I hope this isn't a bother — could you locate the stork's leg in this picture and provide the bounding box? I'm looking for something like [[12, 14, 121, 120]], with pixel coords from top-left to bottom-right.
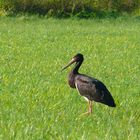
[[89, 101, 92, 114], [80, 100, 92, 116], [88, 100, 91, 113]]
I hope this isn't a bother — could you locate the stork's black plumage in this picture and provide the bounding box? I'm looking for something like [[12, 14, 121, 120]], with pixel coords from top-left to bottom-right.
[[62, 53, 116, 114]]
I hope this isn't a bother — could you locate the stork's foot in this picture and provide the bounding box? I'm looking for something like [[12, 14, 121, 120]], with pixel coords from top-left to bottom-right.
[[80, 111, 92, 116]]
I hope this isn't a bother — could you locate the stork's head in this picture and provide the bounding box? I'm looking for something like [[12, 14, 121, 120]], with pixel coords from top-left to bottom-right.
[[61, 53, 84, 71]]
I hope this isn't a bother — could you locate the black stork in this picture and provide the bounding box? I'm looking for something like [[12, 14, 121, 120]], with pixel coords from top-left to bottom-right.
[[62, 53, 116, 114]]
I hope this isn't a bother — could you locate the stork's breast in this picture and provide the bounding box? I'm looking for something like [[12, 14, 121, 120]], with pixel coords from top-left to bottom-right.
[[68, 79, 76, 88]]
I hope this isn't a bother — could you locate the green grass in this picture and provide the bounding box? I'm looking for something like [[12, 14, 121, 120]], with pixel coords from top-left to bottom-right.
[[0, 16, 140, 140]]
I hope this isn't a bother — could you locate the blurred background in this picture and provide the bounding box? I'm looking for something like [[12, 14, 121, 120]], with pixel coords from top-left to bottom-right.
[[0, 0, 140, 18]]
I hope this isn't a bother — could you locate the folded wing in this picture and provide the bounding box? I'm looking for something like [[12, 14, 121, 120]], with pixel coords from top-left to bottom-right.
[[75, 74, 116, 107]]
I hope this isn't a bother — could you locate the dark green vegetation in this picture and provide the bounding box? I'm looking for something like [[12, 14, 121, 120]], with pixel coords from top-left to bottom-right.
[[0, 0, 140, 18], [0, 17, 140, 139]]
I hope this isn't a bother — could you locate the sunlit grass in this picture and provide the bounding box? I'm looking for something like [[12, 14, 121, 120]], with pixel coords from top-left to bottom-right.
[[0, 17, 140, 140]]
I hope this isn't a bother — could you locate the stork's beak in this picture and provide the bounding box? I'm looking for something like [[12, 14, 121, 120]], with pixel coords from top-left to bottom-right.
[[61, 58, 75, 71]]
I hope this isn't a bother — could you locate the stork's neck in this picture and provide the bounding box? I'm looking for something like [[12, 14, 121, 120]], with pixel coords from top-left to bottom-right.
[[72, 60, 83, 74], [68, 60, 83, 88]]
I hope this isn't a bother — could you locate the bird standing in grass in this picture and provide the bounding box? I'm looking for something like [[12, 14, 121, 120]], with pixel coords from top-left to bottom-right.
[[62, 53, 116, 114]]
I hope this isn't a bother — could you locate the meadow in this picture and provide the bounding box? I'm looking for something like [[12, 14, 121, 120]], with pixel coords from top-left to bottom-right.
[[0, 16, 140, 140]]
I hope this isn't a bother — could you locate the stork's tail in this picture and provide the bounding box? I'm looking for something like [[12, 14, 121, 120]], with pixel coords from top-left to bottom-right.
[[101, 91, 116, 107]]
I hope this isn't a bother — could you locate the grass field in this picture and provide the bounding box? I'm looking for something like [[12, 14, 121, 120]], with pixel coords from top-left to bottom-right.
[[0, 16, 140, 140]]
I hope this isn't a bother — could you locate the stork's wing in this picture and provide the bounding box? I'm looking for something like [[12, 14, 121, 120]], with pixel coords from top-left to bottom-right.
[[75, 74, 116, 107]]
